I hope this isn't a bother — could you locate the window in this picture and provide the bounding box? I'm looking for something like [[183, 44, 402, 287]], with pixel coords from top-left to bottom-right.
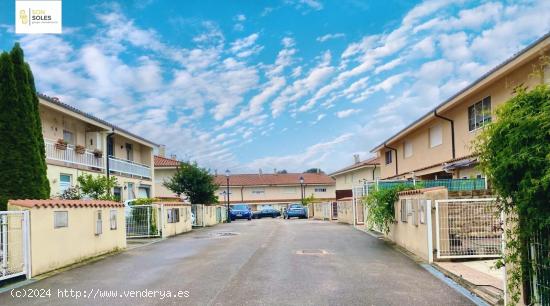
[[63, 130, 74, 145], [468, 97, 492, 131], [403, 141, 413, 158], [168, 208, 180, 223], [110, 210, 117, 230], [125, 143, 133, 161], [545, 64, 550, 84], [251, 189, 265, 195], [95, 210, 102, 235], [283, 187, 296, 194], [315, 187, 327, 192], [138, 186, 150, 198], [385, 150, 392, 165], [54, 211, 68, 228], [59, 174, 71, 193], [113, 187, 122, 202], [127, 183, 135, 200], [429, 124, 442, 148]]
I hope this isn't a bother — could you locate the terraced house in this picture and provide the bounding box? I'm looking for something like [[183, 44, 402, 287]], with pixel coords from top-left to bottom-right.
[[371, 33, 550, 185], [39, 94, 157, 201], [214, 172, 336, 211]]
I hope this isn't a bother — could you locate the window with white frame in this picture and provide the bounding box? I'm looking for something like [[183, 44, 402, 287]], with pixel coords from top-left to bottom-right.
[[63, 130, 74, 145], [95, 210, 102, 235], [54, 211, 68, 228], [315, 187, 327, 192], [403, 141, 413, 158], [385, 150, 392, 165], [468, 96, 492, 131], [59, 174, 71, 194], [429, 124, 442, 148], [110, 210, 117, 230]]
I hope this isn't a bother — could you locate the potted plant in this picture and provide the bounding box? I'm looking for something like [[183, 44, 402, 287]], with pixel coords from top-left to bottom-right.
[[93, 149, 103, 158], [75, 144, 86, 154], [55, 138, 68, 150]]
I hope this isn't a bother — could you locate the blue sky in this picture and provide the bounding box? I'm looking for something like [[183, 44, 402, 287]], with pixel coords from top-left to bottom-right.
[[1, 0, 549, 173]]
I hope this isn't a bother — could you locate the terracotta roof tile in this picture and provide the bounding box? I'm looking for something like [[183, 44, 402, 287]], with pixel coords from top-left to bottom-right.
[[397, 186, 446, 196], [214, 173, 335, 187], [329, 156, 380, 176], [153, 202, 190, 207], [154, 155, 181, 167], [9, 199, 124, 208]]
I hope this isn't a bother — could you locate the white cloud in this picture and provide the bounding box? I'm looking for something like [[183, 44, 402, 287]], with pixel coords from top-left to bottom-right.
[[317, 33, 345, 42], [336, 109, 360, 118]]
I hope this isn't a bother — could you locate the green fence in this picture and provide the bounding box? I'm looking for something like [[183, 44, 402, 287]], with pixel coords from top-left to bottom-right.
[[369, 178, 486, 193]]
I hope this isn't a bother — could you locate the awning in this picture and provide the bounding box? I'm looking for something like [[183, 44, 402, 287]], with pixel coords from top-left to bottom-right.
[[442, 157, 478, 171]]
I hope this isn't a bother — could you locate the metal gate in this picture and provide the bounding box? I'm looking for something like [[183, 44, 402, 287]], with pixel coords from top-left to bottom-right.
[[435, 198, 502, 259], [0, 211, 30, 281], [331, 202, 338, 220], [355, 199, 364, 225], [125, 205, 161, 238]]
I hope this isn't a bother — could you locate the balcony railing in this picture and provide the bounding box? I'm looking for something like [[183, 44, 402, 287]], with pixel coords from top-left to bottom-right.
[[44, 139, 104, 169], [108, 156, 151, 179], [364, 178, 487, 194]]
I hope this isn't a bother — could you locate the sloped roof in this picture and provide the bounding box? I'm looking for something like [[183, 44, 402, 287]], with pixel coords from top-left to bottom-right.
[[213, 173, 335, 187], [329, 156, 380, 177], [154, 155, 181, 167], [38, 93, 158, 147], [9, 199, 123, 208]]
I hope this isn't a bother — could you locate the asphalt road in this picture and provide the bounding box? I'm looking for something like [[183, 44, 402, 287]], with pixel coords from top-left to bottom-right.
[[1, 219, 474, 306]]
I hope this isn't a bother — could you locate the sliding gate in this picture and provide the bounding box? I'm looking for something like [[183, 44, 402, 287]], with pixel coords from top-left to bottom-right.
[[0, 211, 30, 281], [125, 205, 161, 238], [435, 198, 502, 259]]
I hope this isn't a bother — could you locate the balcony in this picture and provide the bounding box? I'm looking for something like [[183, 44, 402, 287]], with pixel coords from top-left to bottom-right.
[[44, 139, 104, 169], [365, 178, 487, 194], [108, 156, 151, 179]]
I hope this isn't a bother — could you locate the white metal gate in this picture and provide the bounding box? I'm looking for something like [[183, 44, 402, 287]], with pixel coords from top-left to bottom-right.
[[435, 198, 502, 259], [0, 211, 30, 281], [125, 205, 161, 238]]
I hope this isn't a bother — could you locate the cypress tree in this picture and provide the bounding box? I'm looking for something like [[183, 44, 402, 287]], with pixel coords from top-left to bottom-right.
[[0, 43, 49, 209]]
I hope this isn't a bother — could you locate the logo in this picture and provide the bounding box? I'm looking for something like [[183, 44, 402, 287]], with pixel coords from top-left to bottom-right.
[[19, 10, 28, 25], [15, 1, 62, 34]]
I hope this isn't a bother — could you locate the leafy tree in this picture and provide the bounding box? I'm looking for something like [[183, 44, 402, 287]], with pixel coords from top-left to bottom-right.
[[276, 169, 288, 174], [474, 84, 550, 304], [0, 43, 49, 210], [164, 162, 219, 204], [363, 185, 415, 234], [304, 168, 323, 173], [77, 174, 118, 200], [301, 194, 316, 206], [59, 187, 81, 200]]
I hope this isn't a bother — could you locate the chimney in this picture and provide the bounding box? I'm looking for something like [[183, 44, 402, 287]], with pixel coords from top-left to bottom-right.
[[259, 168, 263, 175], [158, 145, 166, 157], [274, 168, 277, 174], [214, 169, 218, 176], [353, 154, 360, 164]]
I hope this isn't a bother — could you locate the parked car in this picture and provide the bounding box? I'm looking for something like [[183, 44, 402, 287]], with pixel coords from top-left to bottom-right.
[[284, 203, 307, 219], [229, 204, 253, 221], [253, 207, 281, 219]]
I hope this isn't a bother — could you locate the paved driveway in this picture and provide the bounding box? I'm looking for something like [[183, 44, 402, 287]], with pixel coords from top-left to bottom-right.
[[1, 219, 473, 305]]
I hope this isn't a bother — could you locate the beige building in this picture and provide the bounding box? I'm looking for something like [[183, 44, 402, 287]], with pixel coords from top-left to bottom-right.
[[371, 34, 550, 180], [330, 156, 380, 200], [39, 94, 157, 201], [214, 173, 336, 211], [153, 155, 181, 199]]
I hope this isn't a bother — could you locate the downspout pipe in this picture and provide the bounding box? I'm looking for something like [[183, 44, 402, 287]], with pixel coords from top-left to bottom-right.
[[372, 164, 377, 180], [384, 144, 398, 176], [106, 129, 115, 183], [433, 110, 455, 159]]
